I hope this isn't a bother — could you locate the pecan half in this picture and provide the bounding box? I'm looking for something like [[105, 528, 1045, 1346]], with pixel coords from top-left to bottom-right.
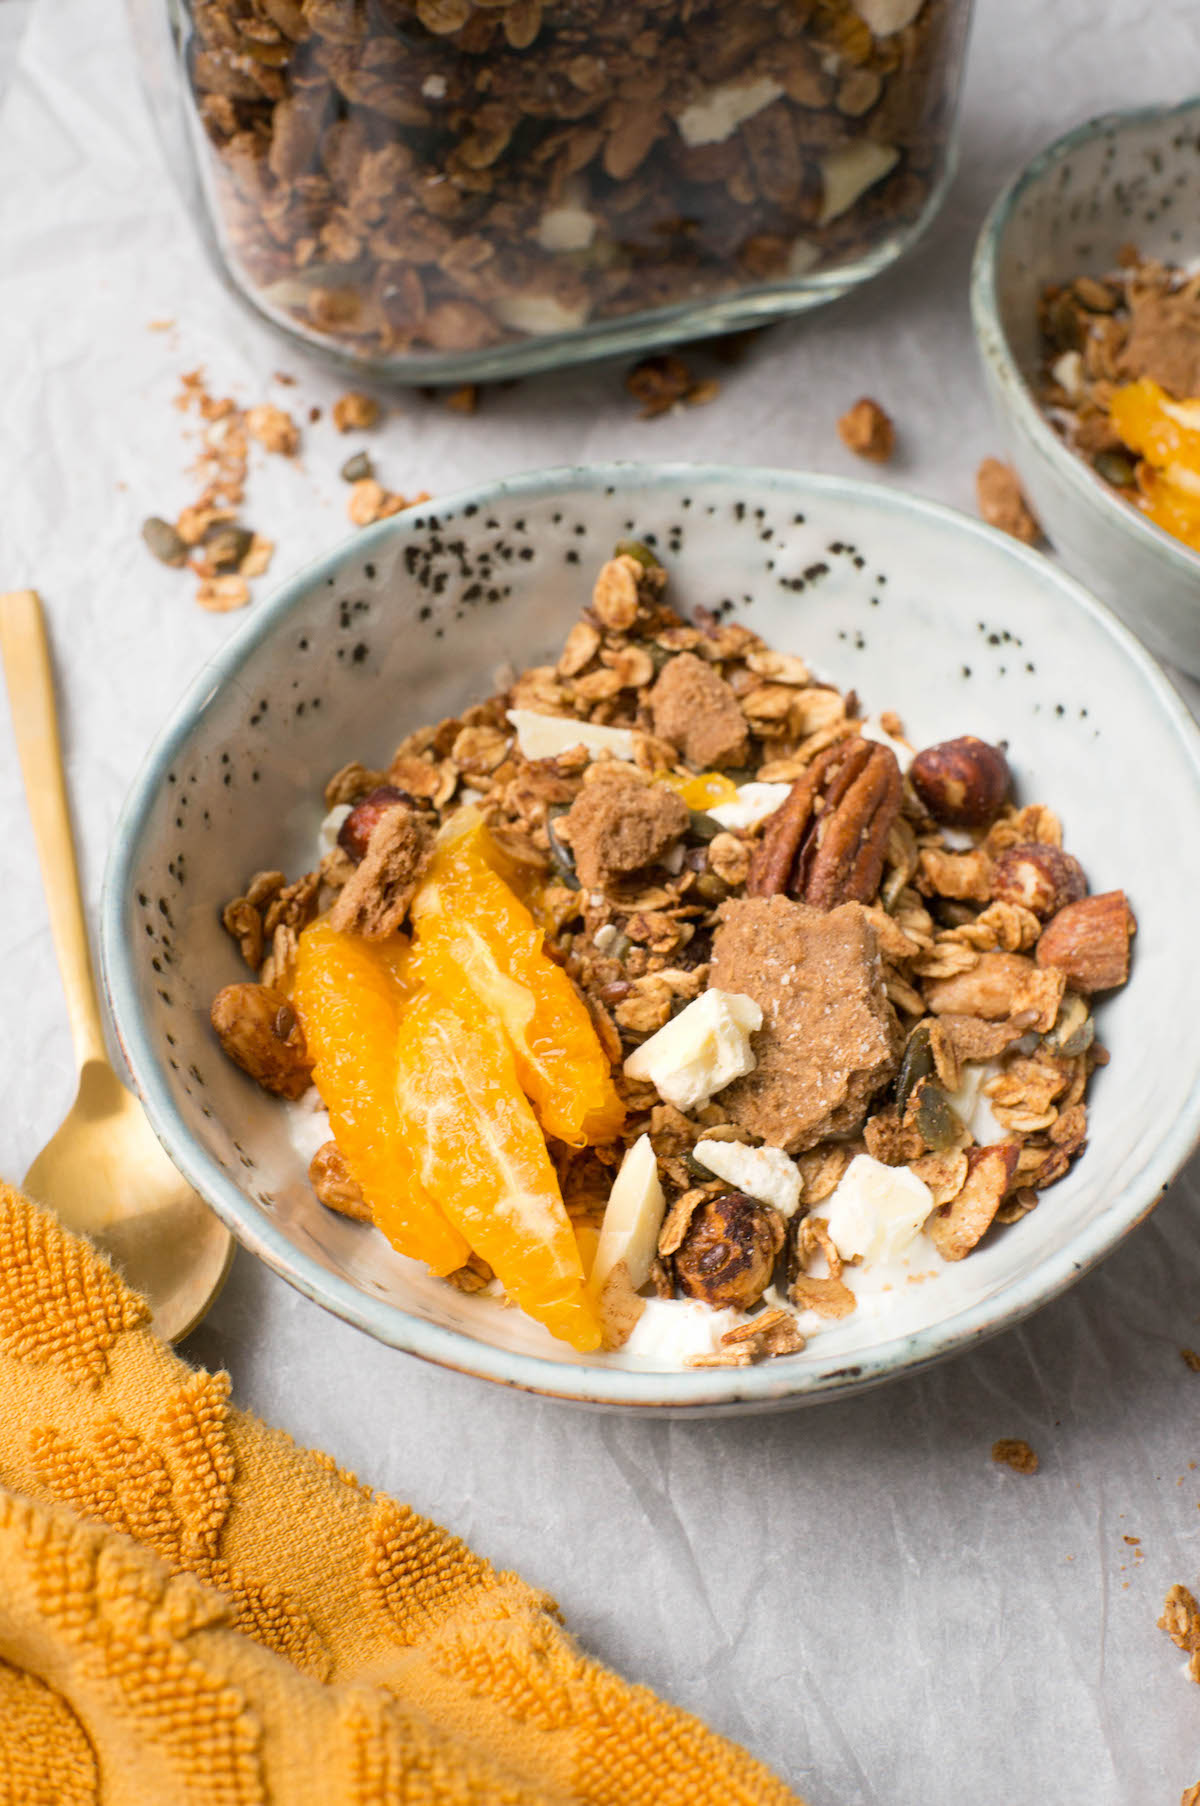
[[747, 737, 902, 909]]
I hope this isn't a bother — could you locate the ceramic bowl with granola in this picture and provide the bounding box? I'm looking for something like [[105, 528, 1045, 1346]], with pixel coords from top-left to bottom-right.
[[102, 465, 1200, 1409], [972, 98, 1200, 676]]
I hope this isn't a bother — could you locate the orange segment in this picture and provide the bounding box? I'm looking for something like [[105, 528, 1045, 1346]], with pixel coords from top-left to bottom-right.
[[1109, 378, 1200, 553], [293, 919, 469, 1276], [411, 814, 624, 1148], [395, 988, 602, 1352], [659, 770, 739, 809]]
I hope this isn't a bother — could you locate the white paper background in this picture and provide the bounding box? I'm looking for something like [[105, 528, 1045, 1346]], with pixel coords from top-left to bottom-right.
[[2, 2, 1200, 1799]]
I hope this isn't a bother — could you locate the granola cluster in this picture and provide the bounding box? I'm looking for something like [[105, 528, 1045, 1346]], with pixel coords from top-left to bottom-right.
[[211, 546, 1133, 1365], [183, 0, 967, 363], [1036, 249, 1200, 524]]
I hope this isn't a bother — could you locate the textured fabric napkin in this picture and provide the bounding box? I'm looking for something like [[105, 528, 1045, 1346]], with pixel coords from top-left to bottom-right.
[[0, 1182, 800, 1806]]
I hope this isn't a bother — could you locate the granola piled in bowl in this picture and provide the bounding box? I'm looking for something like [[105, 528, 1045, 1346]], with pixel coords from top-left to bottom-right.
[[1036, 250, 1200, 556], [210, 546, 1134, 1368]]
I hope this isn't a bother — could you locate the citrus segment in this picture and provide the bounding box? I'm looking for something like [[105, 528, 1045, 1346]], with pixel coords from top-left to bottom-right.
[[293, 919, 468, 1275], [659, 770, 739, 809], [394, 988, 602, 1352], [411, 815, 624, 1147], [1109, 378, 1200, 552]]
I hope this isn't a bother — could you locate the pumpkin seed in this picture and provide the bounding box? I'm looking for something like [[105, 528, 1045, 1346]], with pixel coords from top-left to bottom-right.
[[688, 809, 725, 842], [1047, 990, 1094, 1058], [895, 1020, 934, 1116], [613, 538, 661, 570], [694, 872, 728, 903], [1093, 449, 1136, 489], [340, 451, 374, 484], [685, 1149, 717, 1182], [913, 1079, 961, 1151], [142, 515, 188, 567], [204, 523, 254, 571], [545, 803, 580, 890]]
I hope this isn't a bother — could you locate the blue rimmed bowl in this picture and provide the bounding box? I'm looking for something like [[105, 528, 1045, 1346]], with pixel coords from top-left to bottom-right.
[[102, 464, 1200, 1412], [971, 99, 1200, 677]]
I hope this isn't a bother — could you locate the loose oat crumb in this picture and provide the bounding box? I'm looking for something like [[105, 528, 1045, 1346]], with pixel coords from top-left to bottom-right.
[[837, 396, 895, 463], [445, 384, 479, 415], [347, 478, 411, 527], [1181, 1348, 1200, 1372], [245, 403, 301, 457], [626, 352, 720, 418], [991, 1437, 1039, 1474], [332, 390, 381, 433], [196, 575, 251, 613], [976, 458, 1042, 545]]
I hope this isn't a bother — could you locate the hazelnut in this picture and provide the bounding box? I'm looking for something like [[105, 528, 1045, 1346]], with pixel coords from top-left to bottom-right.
[[910, 736, 1010, 828], [991, 842, 1087, 920], [210, 983, 313, 1098], [1035, 890, 1136, 994], [674, 1192, 785, 1311], [337, 784, 416, 863]]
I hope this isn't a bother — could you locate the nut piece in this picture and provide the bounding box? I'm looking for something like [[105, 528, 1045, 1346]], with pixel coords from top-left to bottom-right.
[[909, 736, 1010, 828], [748, 736, 903, 908], [991, 842, 1087, 920], [928, 1142, 1019, 1260], [837, 397, 895, 463], [923, 950, 1064, 1031], [309, 1140, 371, 1222], [674, 1192, 785, 1311], [1035, 890, 1136, 994], [976, 458, 1041, 545], [210, 984, 312, 1099], [337, 784, 417, 863]]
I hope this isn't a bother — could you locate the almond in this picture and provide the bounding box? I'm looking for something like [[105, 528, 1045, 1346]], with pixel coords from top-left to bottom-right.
[[1035, 890, 1136, 993]]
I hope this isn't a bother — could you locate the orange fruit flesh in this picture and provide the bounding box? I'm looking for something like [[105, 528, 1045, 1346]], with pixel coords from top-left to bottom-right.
[[658, 769, 739, 809], [293, 919, 469, 1276], [411, 815, 624, 1148], [1108, 378, 1200, 553], [395, 988, 602, 1352]]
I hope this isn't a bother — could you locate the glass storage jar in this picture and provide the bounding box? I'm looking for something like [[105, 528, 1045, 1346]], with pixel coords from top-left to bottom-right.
[[137, 0, 973, 382]]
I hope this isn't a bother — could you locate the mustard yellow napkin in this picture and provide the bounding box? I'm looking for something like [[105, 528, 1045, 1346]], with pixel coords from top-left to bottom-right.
[[0, 1183, 802, 1806]]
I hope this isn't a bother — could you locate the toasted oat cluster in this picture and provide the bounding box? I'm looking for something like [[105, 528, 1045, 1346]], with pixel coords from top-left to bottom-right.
[[185, 0, 965, 360], [1036, 250, 1200, 551], [211, 547, 1133, 1365]]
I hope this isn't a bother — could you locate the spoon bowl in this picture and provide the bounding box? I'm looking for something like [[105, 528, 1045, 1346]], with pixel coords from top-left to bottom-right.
[[24, 1059, 233, 1340]]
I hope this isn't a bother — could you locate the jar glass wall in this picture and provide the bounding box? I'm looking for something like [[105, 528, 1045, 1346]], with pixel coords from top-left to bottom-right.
[[142, 0, 973, 381]]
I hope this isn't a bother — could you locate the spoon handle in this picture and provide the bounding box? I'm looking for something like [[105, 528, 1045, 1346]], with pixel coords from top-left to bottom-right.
[[0, 590, 108, 1070]]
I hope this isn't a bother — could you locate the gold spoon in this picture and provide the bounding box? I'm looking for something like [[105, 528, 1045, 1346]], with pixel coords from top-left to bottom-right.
[[0, 589, 233, 1340]]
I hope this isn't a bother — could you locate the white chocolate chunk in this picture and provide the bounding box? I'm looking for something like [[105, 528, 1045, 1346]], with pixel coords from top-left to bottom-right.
[[824, 1153, 933, 1265], [506, 708, 636, 763], [494, 294, 590, 335], [624, 988, 762, 1113], [317, 803, 352, 856], [693, 1139, 802, 1218], [817, 141, 899, 226], [708, 781, 792, 831], [623, 1296, 744, 1364], [850, 0, 925, 34], [536, 204, 598, 253], [675, 76, 784, 148]]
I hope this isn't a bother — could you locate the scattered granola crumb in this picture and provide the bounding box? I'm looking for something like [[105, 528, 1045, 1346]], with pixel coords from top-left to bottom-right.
[[626, 353, 721, 419], [195, 575, 251, 613], [245, 403, 301, 457], [347, 478, 408, 527], [147, 317, 175, 332], [332, 390, 381, 433], [837, 396, 895, 463], [991, 1437, 1039, 1474], [1159, 1584, 1200, 1684], [976, 459, 1042, 545], [445, 384, 478, 415], [1181, 1348, 1200, 1373]]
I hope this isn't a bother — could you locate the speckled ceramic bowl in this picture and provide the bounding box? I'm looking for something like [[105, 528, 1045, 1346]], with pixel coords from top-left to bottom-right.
[[102, 464, 1200, 1412], [972, 99, 1200, 676]]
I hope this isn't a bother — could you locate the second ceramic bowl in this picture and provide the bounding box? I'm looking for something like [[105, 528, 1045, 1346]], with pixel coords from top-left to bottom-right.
[[972, 99, 1200, 676], [102, 464, 1200, 1411]]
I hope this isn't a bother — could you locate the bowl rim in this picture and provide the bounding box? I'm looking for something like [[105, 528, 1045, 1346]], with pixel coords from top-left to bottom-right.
[[969, 95, 1200, 583], [101, 461, 1200, 1410]]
